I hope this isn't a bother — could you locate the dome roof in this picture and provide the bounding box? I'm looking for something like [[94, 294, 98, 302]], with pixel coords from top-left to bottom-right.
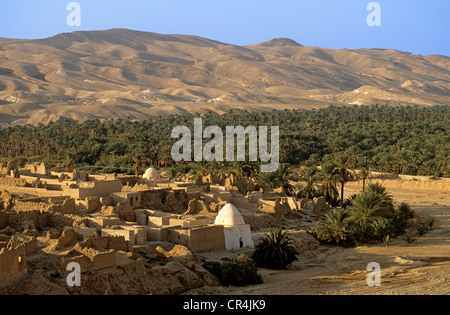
[[143, 167, 160, 179], [214, 203, 246, 227]]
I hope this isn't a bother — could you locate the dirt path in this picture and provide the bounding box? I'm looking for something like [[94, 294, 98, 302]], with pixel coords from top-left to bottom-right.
[[224, 179, 450, 295]]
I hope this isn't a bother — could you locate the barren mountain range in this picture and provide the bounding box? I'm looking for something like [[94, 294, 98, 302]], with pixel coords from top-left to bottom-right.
[[0, 28, 449, 126]]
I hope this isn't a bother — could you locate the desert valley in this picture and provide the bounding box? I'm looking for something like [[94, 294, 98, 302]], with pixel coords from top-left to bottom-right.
[[0, 29, 448, 296]]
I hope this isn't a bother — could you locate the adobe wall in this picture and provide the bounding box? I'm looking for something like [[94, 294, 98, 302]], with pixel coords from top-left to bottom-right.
[[118, 176, 142, 186], [72, 245, 116, 271], [8, 234, 38, 255], [355, 179, 450, 192], [102, 228, 135, 245], [165, 228, 191, 248], [111, 191, 141, 208], [12, 200, 53, 213], [188, 225, 226, 252], [12, 198, 75, 215], [77, 180, 122, 199], [120, 224, 147, 245], [0, 243, 27, 286], [0, 186, 70, 198], [0, 177, 29, 187], [77, 235, 131, 253], [169, 217, 212, 228], [257, 198, 291, 216]]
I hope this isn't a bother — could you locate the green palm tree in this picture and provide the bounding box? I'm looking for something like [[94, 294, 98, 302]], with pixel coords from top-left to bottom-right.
[[315, 208, 352, 245], [275, 163, 297, 196], [364, 183, 394, 212], [334, 153, 350, 206], [251, 226, 298, 270], [296, 166, 318, 199], [210, 161, 231, 176], [435, 149, 448, 174], [189, 160, 211, 180], [319, 163, 339, 205], [360, 167, 370, 191], [347, 191, 386, 226], [256, 171, 278, 191], [256, 163, 296, 196]]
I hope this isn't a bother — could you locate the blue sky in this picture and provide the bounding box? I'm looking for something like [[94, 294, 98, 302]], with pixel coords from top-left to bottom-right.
[[0, 0, 449, 56]]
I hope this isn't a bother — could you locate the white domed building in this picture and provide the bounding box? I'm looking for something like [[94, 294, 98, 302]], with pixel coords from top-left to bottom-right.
[[214, 203, 254, 251], [143, 167, 160, 180]]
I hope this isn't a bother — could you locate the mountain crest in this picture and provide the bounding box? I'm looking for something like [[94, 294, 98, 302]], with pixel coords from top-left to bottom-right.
[[256, 38, 302, 47]]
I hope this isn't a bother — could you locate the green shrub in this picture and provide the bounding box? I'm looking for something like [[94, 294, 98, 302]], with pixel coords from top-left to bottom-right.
[[403, 234, 416, 244], [398, 203, 414, 218], [416, 224, 429, 236], [424, 218, 435, 229], [203, 255, 262, 287], [202, 261, 222, 279], [382, 235, 392, 248], [416, 219, 434, 237]]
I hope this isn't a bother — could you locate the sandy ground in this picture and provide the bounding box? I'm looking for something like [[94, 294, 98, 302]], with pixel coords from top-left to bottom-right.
[[221, 178, 450, 295]]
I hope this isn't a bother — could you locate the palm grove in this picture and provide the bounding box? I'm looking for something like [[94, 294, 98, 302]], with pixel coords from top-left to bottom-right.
[[0, 104, 447, 250]]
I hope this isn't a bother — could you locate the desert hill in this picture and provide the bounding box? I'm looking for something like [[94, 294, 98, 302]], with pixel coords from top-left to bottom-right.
[[0, 28, 449, 126]]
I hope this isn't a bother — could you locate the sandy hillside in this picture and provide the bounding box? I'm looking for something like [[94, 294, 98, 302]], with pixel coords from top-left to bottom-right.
[[220, 177, 450, 295], [0, 29, 449, 126]]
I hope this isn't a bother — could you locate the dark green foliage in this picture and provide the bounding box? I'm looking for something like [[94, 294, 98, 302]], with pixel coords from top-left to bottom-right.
[[0, 105, 448, 177], [202, 261, 223, 279], [202, 255, 262, 287], [256, 163, 297, 196], [403, 234, 417, 244], [425, 218, 435, 229], [296, 166, 319, 199], [398, 203, 414, 219], [416, 219, 435, 237], [315, 183, 414, 247], [251, 226, 298, 270], [314, 208, 352, 245], [416, 225, 429, 236]]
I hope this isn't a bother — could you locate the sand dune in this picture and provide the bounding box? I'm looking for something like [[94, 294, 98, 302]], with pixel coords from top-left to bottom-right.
[[0, 28, 449, 126]]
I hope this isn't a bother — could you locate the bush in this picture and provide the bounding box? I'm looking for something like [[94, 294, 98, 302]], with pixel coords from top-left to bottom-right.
[[203, 254, 262, 287], [416, 224, 429, 236], [403, 234, 416, 244], [251, 226, 298, 270]]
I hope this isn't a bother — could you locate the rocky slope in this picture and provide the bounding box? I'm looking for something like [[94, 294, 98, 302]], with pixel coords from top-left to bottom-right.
[[0, 28, 449, 126]]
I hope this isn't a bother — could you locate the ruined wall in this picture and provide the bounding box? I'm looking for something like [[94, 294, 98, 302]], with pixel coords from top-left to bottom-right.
[[77, 235, 131, 253], [12, 198, 75, 215], [257, 198, 291, 216], [0, 177, 29, 187], [165, 228, 191, 249], [0, 242, 27, 286], [111, 191, 141, 208], [5, 211, 73, 231], [76, 180, 122, 199], [140, 189, 189, 213], [0, 186, 69, 198], [71, 244, 116, 272]]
